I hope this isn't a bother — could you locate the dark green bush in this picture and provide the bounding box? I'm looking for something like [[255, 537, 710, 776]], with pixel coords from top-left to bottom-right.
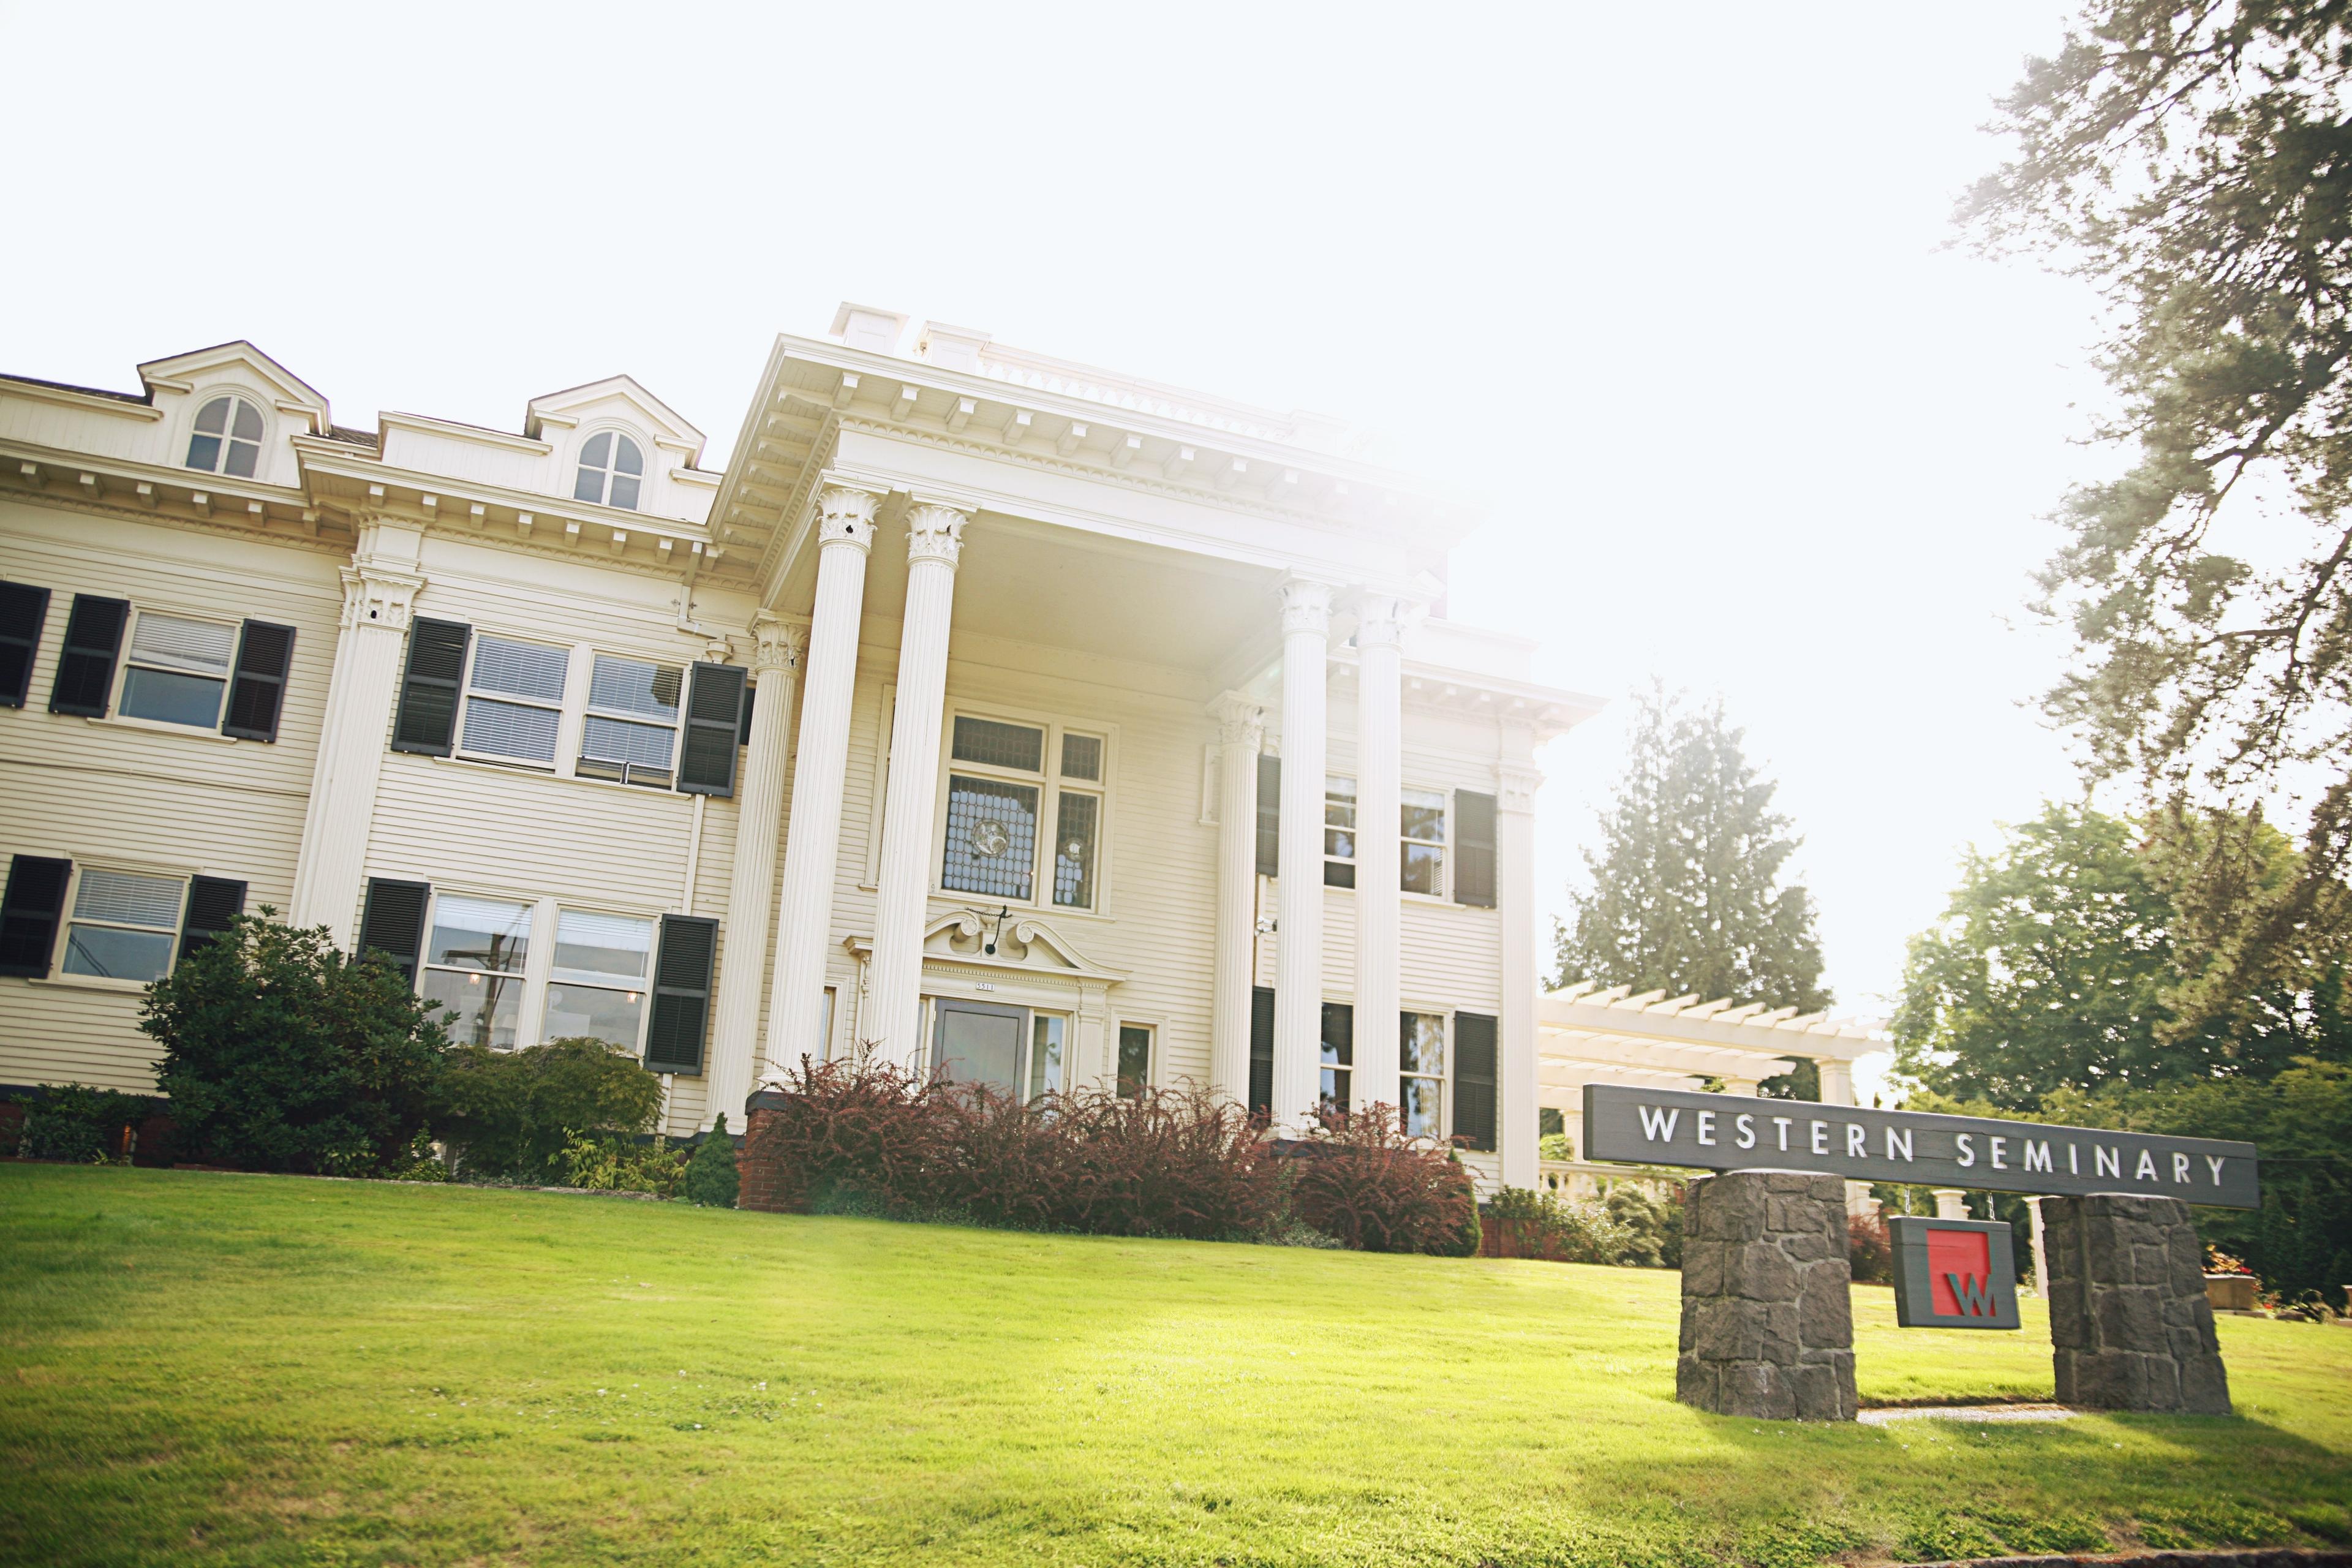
[[15, 1086, 151, 1163], [434, 1036, 662, 1180], [1604, 1182, 1684, 1268], [684, 1115, 739, 1207], [141, 913, 448, 1175]]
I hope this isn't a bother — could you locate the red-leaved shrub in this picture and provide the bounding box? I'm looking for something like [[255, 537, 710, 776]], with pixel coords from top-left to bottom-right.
[[746, 1057, 1282, 1241], [1849, 1209, 1893, 1283], [1282, 1106, 1478, 1254]]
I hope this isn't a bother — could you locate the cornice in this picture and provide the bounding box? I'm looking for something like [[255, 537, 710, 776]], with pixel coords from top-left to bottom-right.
[[0, 441, 345, 556], [0, 379, 164, 422]]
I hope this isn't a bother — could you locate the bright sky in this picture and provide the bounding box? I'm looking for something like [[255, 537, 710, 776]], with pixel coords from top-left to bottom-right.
[[2, 2, 2114, 1091]]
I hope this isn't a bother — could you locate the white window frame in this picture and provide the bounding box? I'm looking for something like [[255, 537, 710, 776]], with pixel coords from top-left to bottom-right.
[[1400, 785, 1450, 901], [540, 904, 658, 1055], [454, 629, 571, 771], [1114, 1019, 1156, 1099], [1399, 1008, 1449, 1141], [112, 606, 239, 733], [930, 703, 1117, 916], [573, 428, 647, 511], [409, 889, 674, 1058], [575, 649, 686, 788], [1323, 772, 1357, 888], [54, 863, 189, 989], [183, 391, 267, 479], [415, 889, 537, 1050]]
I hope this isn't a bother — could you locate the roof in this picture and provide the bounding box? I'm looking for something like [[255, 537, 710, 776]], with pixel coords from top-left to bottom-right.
[[0, 372, 151, 407]]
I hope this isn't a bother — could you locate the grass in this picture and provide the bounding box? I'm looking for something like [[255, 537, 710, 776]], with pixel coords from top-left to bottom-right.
[[2, 1167, 2349, 1568]]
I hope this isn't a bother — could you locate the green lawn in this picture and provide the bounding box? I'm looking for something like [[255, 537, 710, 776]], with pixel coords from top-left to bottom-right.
[[2, 1167, 2348, 1567]]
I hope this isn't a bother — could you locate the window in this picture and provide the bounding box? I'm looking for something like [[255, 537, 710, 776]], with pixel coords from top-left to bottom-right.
[[940, 712, 1107, 911], [1401, 788, 1447, 895], [118, 611, 236, 728], [574, 432, 645, 510], [543, 909, 654, 1053], [1319, 1001, 1353, 1114], [60, 869, 183, 983], [418, 895, 532, 1048], [459, 634, 568, 765], [186, 395, 263, 478], [1323, 774, 1357, 888], [1401, 1012, 1446, 1139], [1028, 1013, 1066, 1099], [1117, 1024, 1152, 1099], [578, 654, 682, 786]]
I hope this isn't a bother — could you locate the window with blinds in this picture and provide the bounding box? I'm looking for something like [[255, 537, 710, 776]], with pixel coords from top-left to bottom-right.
[[544, 908, 655, 1054], [459, 635, 568, 765], [61, 867, 184, 984], [578, 654, 682, 787], [119, 611, 236, 728]]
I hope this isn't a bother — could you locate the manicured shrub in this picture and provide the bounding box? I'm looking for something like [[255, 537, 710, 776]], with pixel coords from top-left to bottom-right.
[[434, 1037, 662, 1181], [1054, 1087, 1281, 1239], [1482, 1185, 1635, 1264], [13, 1086, 151, 1164], [556, 1131, 687, 1196], [1604, 1182, 1684, 1268], [682, 1116, 739, 1208], [142, 912, 449, 1175], [746, 1055, 940, 1214], [1283, 1107, 1477, 1254]]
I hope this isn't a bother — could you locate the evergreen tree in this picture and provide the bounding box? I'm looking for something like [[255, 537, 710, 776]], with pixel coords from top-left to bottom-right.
[[1553, 686, 1830, 1015], [684, 1114, 739, 1208]]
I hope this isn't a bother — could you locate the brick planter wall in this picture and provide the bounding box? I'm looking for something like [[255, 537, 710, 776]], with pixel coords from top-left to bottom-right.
[[736, 1094, 795, 1214], [1675, 1170, 1856, 1421]]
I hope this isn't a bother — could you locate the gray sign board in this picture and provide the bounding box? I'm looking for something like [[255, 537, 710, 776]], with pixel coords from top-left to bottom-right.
[[1580, 1084, 2260, 1209]]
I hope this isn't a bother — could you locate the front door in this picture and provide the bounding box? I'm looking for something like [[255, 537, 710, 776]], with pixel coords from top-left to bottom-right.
[[931, 998, 1025, 1096]]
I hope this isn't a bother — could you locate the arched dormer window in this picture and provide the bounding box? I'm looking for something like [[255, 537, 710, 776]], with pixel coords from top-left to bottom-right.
[[573, 432, 644, 510], [186, 395, 264, 478]]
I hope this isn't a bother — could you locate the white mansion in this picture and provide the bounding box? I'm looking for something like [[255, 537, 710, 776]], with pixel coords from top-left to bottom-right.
[[0, 308, 1875, 1186]]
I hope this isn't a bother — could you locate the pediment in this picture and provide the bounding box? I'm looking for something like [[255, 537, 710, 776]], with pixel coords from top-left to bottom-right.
[[138, 340, 330, 429], [525, 374, 704, 461], [892, 911, 1126, 983]]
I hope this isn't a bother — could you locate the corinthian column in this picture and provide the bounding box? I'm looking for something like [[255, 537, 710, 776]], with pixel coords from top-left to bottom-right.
[[866, 501, 971, 1069], [704, 612, 804, 1125], [1273, 576, 1334, 1130], [1351, 595, 1411, 1118], [1496, 760, 1544, 1187], [1207, 690, 1265, 1103], [289, 521, 424, 947], [765, 483, 879, 1076]]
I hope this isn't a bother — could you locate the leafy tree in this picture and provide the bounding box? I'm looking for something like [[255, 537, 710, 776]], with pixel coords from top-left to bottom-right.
[[433, 1037, 662, 1180], [1962, 3, 2352, 1021], [1894, 802, 2349, 1109], [142, 911, 449, 1175], [1553, 685, 1829, 1014]]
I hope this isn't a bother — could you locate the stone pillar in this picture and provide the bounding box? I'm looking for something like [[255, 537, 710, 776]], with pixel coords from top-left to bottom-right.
[[1207, 691, 1264, 1104], [1272, 577, 1333, 1130], [1932, 1188, 1969, 1220], [1496, 761, 1542, 1186], [1677, 1170, 1857, 1421], [867, 501, 970, 1070], [704, 614, 804, 1125], [289, 522, 424, 948], [1351, 595, 1407, 1116], [2024, 1195, 2051, 1298], [2043, 1193, 2231, 1414], [765, 482, 879, 1076]]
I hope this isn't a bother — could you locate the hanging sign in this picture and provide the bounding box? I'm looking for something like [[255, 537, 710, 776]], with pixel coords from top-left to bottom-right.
[[1889, 1216, 2021, 1330], [1580, 1085, 2260, 1209]]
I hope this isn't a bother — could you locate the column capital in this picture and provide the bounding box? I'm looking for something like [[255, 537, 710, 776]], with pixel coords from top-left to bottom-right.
[[1349, 591, 1424, 648], [337, 564, 424, 631], [1498, 763, 1544, 814], [1278, 576, 1336, 637], [905, 502, 969, 567], [816, 481, 883, 552], [1206, 690, 1265, 748], [749, 612, 809, 674]]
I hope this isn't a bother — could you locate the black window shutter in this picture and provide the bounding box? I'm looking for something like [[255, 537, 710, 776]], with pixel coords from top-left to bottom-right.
[[0, 855, 72, 978], [1452, 1011, 1498, 1152], [1254, 754, 1281, 877], [178, 876, 247, 963], [0, 580, 51, 709], [48, 595, 128, 717], [677, 663, 747, 796], [221, 621, 296, 742], [644, 914, 718, 1074], [356, 878, 431, 982], [391, 619, 470, 756], [1455, 790, 1498, 908], [737, 680, 756, 745], [1248, 985, 1275, 1115]]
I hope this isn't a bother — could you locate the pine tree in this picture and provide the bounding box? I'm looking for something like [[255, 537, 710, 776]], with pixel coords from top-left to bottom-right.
[[1553, 685, 1829, 1014], [683, 1114, 739, 1208]]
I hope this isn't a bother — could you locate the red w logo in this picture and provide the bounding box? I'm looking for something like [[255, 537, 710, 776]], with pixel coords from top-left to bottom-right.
[[1927, 1228, 1997, 1318], [1945, 1271, 1997, 1316]]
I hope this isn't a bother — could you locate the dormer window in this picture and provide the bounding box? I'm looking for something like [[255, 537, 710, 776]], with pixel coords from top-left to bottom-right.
[[186, 395, 263, 478], [573, 432, 644, 510]]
